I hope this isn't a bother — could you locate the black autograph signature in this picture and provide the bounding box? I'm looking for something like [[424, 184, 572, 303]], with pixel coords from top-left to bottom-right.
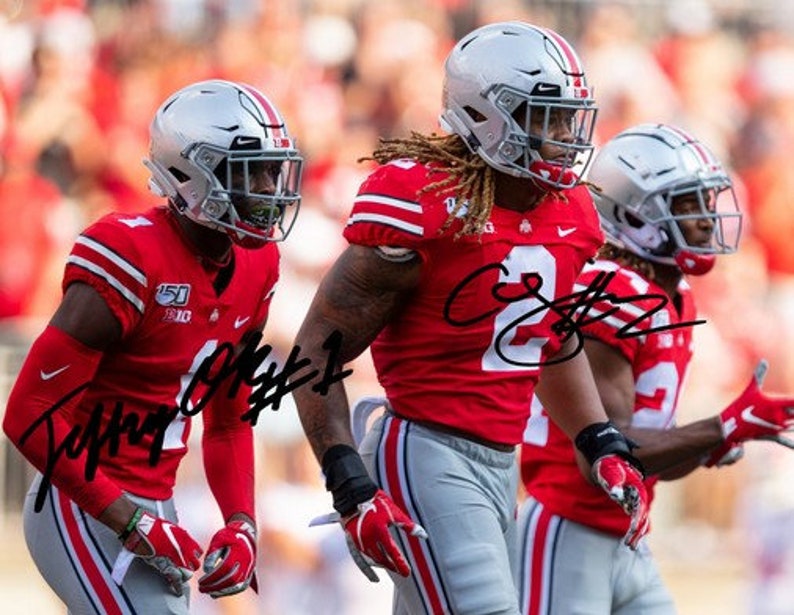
[[23, 265, 699, 509], [20, 331, 351, 512], [444, 265, 704, 368]]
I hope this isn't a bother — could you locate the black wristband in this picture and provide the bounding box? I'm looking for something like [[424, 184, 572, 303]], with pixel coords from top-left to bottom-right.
[[574, 421, 645, 478], [321, 444, 378, 516]]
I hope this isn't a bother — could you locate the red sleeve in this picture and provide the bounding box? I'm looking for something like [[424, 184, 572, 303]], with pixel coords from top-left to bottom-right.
[[202, 378, 255, 522], [2, 326, 124, 518], [343, 160, 452, 252], [64, 217, 149, 337]]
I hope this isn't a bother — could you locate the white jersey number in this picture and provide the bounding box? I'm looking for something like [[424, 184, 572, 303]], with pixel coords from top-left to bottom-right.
[[482, 245, 557, 372], [633, 361, 679, 429], [162, 340, 219, 450]]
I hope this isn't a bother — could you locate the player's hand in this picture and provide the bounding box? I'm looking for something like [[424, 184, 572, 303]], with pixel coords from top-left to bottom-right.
[[719, 360, 794, 448], [344, 531, 380, 582], [702, 441, 745, 468], [121, 509, 203, 596], [343, 489, 427, 578], [198, 519, 258, 598], [592, 454, 650, 550]]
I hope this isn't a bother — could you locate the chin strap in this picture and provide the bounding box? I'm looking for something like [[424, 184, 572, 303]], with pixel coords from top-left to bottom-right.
[[674, 250, 715, 275], [528, 159, 578, 191]]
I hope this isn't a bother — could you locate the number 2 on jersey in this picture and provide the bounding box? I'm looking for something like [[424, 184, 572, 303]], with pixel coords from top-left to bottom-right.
[[482, 245, 557, 372]]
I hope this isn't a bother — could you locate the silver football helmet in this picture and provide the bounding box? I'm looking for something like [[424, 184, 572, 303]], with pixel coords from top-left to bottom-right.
[[145, 79, 302, 246], [588, 123, 742, 275], [439, 21, 597, 190]]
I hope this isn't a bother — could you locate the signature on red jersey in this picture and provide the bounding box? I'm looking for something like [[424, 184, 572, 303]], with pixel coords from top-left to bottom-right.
[[181, 329, 351, 426], [20, 331, 352, 511], [444, 265, 704, 368]]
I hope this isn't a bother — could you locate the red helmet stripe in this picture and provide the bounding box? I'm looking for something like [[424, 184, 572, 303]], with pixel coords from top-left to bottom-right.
[[664, 124, 719, 170], [238, 83, 286, 138], [537, 26, 584, 87]]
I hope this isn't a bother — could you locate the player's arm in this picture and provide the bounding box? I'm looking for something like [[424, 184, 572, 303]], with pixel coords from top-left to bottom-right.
[[198, 330, 261, 598], [200, 326, 265, 526], [583, 338, 723, 478], [536, 335, 650, 549], [2, 282, 133, 523], [535, 336, 611, 439], [294, 244, 421, 459], [293, 244, 427, 577], [50, 283, 157, 532], [2, 282, 203, 591]]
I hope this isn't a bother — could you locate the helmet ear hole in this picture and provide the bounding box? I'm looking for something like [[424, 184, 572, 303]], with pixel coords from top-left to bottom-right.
[[212, 159, 228, 186], [169, 167, 190, 183], [463, 106, 486, 123], [510, 101, 528, 127], [624, 211, 644, 229], [614, 206, 642, 228]]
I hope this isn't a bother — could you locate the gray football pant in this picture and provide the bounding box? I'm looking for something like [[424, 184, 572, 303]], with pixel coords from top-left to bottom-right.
[[23, 473, 191, 615], [359, 412, 521, 615], [515, 496, 676, 615]]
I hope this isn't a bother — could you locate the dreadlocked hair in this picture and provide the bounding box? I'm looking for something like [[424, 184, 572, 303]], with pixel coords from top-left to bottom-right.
[[359, 132, 495, 237], [598, 243, 657, 281]]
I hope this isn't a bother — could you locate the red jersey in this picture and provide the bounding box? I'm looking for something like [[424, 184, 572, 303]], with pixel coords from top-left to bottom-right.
[[343, 160, 603, 445], [62, 206, 279, 500], [521, 259, 697, 535]]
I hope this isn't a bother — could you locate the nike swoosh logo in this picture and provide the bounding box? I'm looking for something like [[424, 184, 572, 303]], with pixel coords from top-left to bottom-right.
[[235, 532, 255, 557], [162, 523, 186, 564], [741, 405, 778, 429], [234, 316, 250, 329], [557, 226, 577, 237], [40, 365, 71, 381]]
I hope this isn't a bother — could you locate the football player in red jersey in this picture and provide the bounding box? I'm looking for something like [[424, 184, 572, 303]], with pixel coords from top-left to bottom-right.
[[293, 22, 649, 614], [518, 123, 794, 614], [2, 79, 302, 612]]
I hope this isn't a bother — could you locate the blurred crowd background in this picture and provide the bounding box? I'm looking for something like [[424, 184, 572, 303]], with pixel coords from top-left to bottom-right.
[[1, 0, 794, 613]]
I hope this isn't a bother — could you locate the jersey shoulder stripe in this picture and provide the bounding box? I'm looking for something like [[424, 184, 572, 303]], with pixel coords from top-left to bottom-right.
[[344, 160, 452, 248], [65, 214, 155, 316], [575, 260, 657, 339], [347, 193, 424, 236], [74, 235, 147, 284], [66, 254, 146, 313]]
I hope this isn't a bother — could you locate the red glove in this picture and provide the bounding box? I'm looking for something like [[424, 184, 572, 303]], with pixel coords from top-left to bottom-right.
[[702, 441, 745, 468], [343, 489, 427, 577], [592, 454, 650, 550], [198, 519, 258, 598], [121, 509, 203, 596], [719, 360, 794, 448]]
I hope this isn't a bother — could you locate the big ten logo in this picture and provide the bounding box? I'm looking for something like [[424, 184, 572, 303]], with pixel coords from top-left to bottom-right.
[[163, 307, 193, 324]]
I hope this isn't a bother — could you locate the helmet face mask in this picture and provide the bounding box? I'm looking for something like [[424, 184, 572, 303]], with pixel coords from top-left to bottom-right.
[[663, 181, 735, 255], [440, 21, 597, 189], [202, 145, 302, 245], [590, 123, 742, 275], [145, 80, 303, 247], [494, 86, 597, 185]]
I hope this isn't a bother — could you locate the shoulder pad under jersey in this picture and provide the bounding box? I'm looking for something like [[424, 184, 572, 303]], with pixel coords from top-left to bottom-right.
[[64, 211, 159, 333], [343, 159, 460, 250]]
